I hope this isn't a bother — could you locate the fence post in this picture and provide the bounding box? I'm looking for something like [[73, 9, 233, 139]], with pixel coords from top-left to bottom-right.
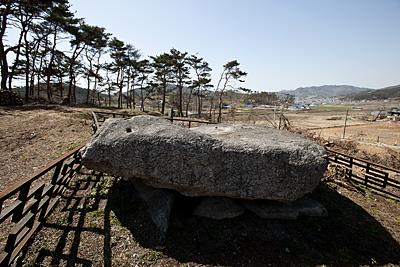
[[0, 199, 3, 215], [383, 172, 388, 188], [27, 185, 44, 228], [342, 109, 349, 139], [348, 157, 353, 179], [39, 162, 63, 221], [365, 163, 370, 186], [11, 183, 30, 223], [91, 112, 99, 134]]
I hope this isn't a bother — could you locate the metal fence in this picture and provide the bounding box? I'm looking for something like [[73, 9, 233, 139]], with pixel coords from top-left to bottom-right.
[[0, 145, 83, 265]]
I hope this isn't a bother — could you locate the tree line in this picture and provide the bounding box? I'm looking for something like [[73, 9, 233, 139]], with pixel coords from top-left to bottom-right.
[[0, 0, 249, 121]]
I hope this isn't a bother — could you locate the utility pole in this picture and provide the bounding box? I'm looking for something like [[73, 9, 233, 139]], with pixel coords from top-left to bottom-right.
[[342, 109, 349, 139]]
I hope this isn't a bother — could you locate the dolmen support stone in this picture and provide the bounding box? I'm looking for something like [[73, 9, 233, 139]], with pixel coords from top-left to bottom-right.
[[81, 115, 327, 202]]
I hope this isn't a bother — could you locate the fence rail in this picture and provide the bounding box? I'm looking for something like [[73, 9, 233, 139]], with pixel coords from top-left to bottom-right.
[[325, 147, 400, 200], [0, 145, 84, 266]]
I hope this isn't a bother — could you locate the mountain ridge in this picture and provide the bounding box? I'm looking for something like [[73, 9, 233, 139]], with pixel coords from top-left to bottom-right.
[[346, 85, 400, 100], [280, 85, 372, 98]]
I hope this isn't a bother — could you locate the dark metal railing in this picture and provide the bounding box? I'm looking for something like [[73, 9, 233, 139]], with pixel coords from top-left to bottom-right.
[[326, 147, 400, 200], [0, 145, 84, 265]]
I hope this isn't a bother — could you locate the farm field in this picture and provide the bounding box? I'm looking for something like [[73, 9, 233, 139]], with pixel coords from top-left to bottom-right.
[[312, 122, 400, 146], [223, 100, 400, 150]]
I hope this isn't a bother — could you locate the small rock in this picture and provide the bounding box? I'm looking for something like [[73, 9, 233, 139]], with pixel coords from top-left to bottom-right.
[[292, 197, 328, 217], [131, 179, 174, 243], [193, 197, 244, 220], [241, 197, 327, 220]]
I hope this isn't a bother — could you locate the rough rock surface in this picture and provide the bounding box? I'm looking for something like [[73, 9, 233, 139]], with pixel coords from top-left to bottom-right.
[[241, 197, 328, 219], [193, 197, 244, 220], [82, 115, 327, 202]]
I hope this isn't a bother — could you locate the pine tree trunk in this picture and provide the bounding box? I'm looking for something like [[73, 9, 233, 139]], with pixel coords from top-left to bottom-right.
[[161, 81, 166, 114], [217, 92, 223, 123], [24, 30, 30, 101], [37, 50, 44, 98], [209, 96, 214, 121], [60, 76, 63, 98], [185, 87, 193, 117], [197, 88, 202, 118], [46, 28, 57, 102], [9, 24, 25, 90], [126, 74, 130, 109], [68, 45, 80, 105], [0, 2, 11, 90], [86, 75, 91, 105], [178, 83, 183, 117]]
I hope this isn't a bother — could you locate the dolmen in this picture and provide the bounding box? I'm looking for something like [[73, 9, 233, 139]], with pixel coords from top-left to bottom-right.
[[82, 115, 328, 242]]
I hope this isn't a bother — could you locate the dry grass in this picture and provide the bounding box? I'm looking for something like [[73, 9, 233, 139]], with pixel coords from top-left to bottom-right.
[[0, 105, 92, 191], [312, 122, 400, 147]]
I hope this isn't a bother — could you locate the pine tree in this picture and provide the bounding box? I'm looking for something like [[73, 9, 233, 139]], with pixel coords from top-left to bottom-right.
[[169, 48, 191, 117], [215, 60, 247, 122], [151, 53, 173, 114], [188, 55, 212, 117]]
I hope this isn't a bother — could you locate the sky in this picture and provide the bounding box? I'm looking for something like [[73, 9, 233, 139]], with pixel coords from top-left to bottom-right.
[[68, 0, 400, 91]]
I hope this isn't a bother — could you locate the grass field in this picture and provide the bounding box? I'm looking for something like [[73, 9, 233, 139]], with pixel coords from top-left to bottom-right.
[[310, 104, 354, 112]]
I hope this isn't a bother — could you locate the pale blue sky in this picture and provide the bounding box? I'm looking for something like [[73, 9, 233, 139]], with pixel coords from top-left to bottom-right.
[[69, 0, 400, 91]]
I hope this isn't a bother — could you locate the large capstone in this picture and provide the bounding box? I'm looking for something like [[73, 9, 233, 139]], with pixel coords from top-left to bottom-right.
[[81, 115, 327, 202]]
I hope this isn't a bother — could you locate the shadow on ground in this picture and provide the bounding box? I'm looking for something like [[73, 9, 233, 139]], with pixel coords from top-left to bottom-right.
[[109, 180, 400, 267], [15, 172, 400, 267]]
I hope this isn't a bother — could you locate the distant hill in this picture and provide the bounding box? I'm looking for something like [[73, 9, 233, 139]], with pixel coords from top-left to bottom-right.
[[280, 85, 372, 98], [346, 85, 400, 100]]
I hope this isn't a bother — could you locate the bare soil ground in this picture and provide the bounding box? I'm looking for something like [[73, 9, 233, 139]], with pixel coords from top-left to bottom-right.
[[0, 105, 92, 192], [311, 122, 400, 147], [222, 107, 400, 166], [1, 105, 399, 266], [226, 102, 400, 150]]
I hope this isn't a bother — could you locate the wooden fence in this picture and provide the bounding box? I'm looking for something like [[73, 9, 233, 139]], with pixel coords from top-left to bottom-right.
[[326, 147, 400, 200], [0, 145, 83, 265]]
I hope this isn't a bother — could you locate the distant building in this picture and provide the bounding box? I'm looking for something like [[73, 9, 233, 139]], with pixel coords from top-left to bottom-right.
[[388, 108, 400, 116], [288, 103, 308, 110]]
